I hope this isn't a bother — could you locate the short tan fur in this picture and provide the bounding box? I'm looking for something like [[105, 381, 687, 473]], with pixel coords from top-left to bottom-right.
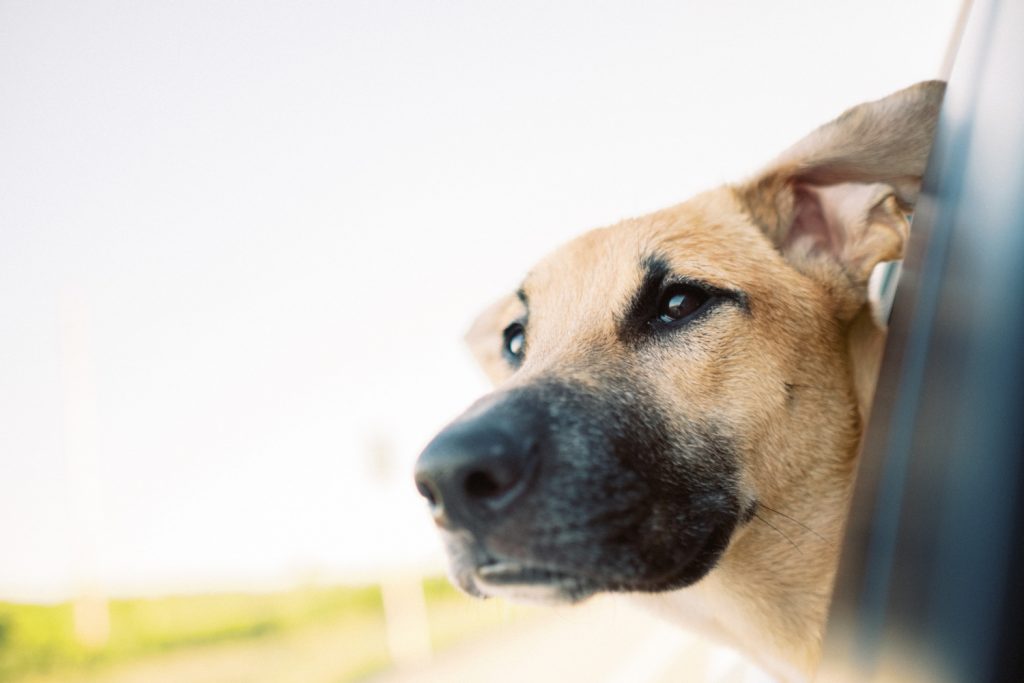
[[458, 81, 945, 681]]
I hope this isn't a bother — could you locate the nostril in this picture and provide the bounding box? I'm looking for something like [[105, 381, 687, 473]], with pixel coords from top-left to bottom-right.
[[416, 480, 439, 508], [464, 470, 502, 499]]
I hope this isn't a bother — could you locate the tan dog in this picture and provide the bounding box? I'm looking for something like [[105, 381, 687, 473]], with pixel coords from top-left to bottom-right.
[[414, 81, 945, 681]]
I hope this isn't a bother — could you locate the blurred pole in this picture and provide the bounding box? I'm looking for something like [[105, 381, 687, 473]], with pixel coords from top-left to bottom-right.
[[380, 571, 433, 668], [366, 433, 432, 666], [59, 291, 110, 647]]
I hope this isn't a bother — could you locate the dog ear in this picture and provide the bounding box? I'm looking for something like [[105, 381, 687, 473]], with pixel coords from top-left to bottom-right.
[[736, 80, 945, 318], [464, 293, 522, 384]]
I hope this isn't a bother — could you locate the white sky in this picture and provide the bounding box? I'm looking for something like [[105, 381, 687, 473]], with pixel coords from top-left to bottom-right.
[[0, 0, 961, 601]]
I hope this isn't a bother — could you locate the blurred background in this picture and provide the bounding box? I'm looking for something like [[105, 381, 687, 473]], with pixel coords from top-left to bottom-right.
[[0, 1, 961, 681]]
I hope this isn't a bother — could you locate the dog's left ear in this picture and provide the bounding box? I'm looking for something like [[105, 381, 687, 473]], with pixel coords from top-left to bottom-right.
[[736, 80, 945, 318]]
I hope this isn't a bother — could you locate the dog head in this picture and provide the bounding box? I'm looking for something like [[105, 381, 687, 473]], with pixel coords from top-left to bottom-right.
[[414, 83, 943, 623]]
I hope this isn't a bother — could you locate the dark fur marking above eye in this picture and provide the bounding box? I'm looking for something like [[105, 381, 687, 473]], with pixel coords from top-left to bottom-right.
[[618, 254, 749, 343]]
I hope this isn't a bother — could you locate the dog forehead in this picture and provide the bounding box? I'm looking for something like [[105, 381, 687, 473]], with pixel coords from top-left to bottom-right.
[[525, 226, 636, 305], [520, 225, 643, 349]]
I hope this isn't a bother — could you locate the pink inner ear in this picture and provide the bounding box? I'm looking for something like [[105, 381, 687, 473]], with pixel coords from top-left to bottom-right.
[[785, 185, 840, 255]]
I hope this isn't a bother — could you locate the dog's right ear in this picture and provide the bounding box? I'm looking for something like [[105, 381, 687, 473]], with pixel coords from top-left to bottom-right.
[[735, 80, 945, 319], [464, 293, 522, 385]]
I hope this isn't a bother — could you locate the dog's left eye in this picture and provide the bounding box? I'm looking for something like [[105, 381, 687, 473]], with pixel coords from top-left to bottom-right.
[[655, 284, 710, 325], [502, 322, 526, 364]]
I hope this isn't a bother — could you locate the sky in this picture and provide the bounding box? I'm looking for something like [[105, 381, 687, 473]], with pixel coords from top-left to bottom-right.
[[0, 0, 962, 602]]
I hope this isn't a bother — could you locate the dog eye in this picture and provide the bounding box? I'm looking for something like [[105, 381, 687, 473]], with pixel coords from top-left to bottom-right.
[[502, 322, 526, 364], [656, 285, 710, 325]]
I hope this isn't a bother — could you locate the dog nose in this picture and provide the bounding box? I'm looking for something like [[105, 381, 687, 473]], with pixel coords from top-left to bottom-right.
[[414, 405, 539, 530]]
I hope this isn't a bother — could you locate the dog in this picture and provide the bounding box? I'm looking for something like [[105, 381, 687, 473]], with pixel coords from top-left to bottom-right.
[[414, 81, 945, 681]]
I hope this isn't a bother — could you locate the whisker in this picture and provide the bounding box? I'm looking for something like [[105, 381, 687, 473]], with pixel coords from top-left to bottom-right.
[[753, 512, 802, 554], [757, 503, 829, 545]]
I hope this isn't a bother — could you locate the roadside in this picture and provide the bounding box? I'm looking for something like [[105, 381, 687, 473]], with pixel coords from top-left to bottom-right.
[[369, 596, 775, 683]]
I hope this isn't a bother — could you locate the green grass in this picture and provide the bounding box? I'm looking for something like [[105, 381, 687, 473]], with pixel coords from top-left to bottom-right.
[[0, 584, 381, 681], [0, 578, 533, 683]]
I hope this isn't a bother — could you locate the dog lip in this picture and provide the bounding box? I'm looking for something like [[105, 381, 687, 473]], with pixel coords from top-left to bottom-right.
[[475, 561, 576, 586]]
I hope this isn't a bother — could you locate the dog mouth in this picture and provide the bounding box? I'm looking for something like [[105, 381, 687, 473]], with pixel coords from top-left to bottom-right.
[[476, 561, 576, 586], [470, 560, 595, 603]]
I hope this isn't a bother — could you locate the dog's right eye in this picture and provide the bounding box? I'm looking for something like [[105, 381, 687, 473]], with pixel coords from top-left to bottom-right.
[[654, 284, 711, 326], [502, 322, 526, 365]]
